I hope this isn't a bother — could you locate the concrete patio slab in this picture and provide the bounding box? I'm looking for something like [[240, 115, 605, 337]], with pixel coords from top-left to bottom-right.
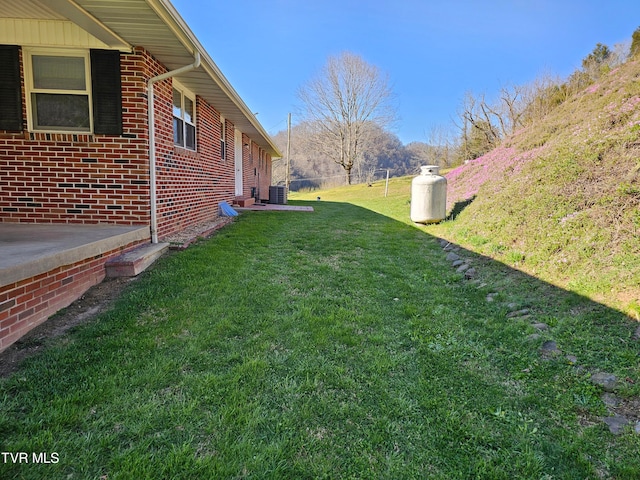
[[0, 223, 150, 286]]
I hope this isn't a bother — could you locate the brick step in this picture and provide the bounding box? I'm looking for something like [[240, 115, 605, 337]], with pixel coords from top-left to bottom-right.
[[234, 196, 255, 207], [105, 242, 169, 277]]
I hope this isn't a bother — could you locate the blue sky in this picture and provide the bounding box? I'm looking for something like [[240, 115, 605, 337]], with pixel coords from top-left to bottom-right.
[[171, 0, 640, 145]]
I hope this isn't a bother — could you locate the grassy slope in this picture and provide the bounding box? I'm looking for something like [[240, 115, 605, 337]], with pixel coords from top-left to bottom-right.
[[297, 58, 640, 316], [441, 59, 640, 315]]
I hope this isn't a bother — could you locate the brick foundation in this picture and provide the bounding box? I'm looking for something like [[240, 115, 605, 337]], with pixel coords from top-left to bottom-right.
[[0, 237, 147, 352]]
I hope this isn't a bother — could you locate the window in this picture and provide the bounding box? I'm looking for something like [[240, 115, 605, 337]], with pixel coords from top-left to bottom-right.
[[26, 50, 91, 132], [22, 48, 122, 134], [173, 84, 196, 150]]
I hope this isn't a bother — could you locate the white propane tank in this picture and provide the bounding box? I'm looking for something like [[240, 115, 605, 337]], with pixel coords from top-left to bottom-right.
[[410, 165, 447, 224]]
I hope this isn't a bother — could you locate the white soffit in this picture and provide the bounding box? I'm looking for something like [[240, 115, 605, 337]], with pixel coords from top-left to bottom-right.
[[0, 19, 113, 49], [0, 0, 131, 50]]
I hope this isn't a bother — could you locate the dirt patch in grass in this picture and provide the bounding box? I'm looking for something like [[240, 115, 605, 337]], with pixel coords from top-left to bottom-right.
[[0, 277, 135, 379], [162, 216, 233, 249]]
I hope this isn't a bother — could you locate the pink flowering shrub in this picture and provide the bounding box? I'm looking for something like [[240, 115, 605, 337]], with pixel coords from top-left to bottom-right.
[[585, 84, 600, 94], [444, 145, 546, 211], [604, 95, 640, 114]]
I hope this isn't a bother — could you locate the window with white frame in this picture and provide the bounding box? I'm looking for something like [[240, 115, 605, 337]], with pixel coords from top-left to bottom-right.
[[172, 83, 196, 150], [25, 49, 92, 132]]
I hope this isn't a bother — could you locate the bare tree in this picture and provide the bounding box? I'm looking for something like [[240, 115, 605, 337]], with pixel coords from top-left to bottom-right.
[[487, 84, 529, 136], [297, 52, 395, 185], [424, 124, 458, 167], [455, 83, 537, 160], [519, 72, 566, 126], [454, 91, 501, 160]]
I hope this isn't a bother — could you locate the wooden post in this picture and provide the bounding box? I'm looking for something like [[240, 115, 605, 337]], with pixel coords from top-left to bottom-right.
[[285, 113, 291, 193], [384, 169, 390, 197]]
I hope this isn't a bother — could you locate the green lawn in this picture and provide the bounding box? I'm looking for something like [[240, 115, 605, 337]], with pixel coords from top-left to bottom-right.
[[1, 198, 639, 479]]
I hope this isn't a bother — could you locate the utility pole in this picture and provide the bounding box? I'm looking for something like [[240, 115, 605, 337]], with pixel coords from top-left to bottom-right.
[[285, 113, 291, 193], [384, 168, 390, 197]]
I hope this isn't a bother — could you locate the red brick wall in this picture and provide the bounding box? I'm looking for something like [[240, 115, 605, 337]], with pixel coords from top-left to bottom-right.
[[0, 44, 267, 351], [242, 134, 254, 198], [240, 136, 272, 202], [0, 237, 146, 352], [0, 45, 238, 239], [0, 47, 152, 225], [153, 91, 235, 239], [258, 151, 273, 202]]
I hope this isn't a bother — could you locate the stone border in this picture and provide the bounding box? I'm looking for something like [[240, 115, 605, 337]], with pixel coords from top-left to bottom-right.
[[437, 238, 640, 436]]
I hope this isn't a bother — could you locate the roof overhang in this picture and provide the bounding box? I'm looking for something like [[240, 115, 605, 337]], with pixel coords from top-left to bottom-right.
[[38, 0, 132, 50], [0, 0, 282, 158]]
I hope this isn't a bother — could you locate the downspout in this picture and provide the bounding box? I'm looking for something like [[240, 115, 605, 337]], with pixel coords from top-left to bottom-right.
[[147, 52, 201, 243]]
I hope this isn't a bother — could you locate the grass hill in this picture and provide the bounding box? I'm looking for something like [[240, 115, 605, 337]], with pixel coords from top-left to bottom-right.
[[293, 58, 640, 318], [442, 58, 640, 317]]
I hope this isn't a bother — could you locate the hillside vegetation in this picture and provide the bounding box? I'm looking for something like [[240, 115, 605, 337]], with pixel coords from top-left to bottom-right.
[[293, 58, 640, 317], [442, 57, 640, 316]]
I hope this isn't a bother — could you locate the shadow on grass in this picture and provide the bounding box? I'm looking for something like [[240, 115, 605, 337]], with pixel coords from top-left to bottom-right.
[[1, 199, 639, 479], [446, 195, 476, 221]]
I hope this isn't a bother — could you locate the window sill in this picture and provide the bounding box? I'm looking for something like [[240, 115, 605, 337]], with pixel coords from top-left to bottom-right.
[[173, 145, 199, 157]]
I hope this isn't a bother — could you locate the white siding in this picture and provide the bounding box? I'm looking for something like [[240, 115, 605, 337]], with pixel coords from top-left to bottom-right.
[[0, 19, 108, 48]]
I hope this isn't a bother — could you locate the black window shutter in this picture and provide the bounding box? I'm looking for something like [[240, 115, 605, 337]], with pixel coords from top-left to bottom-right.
[[91, 49, 123, 135], [0, 45, 23, 131]]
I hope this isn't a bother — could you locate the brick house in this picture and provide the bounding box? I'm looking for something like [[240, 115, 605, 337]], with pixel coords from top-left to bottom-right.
[[0, 0, 281, 351]]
